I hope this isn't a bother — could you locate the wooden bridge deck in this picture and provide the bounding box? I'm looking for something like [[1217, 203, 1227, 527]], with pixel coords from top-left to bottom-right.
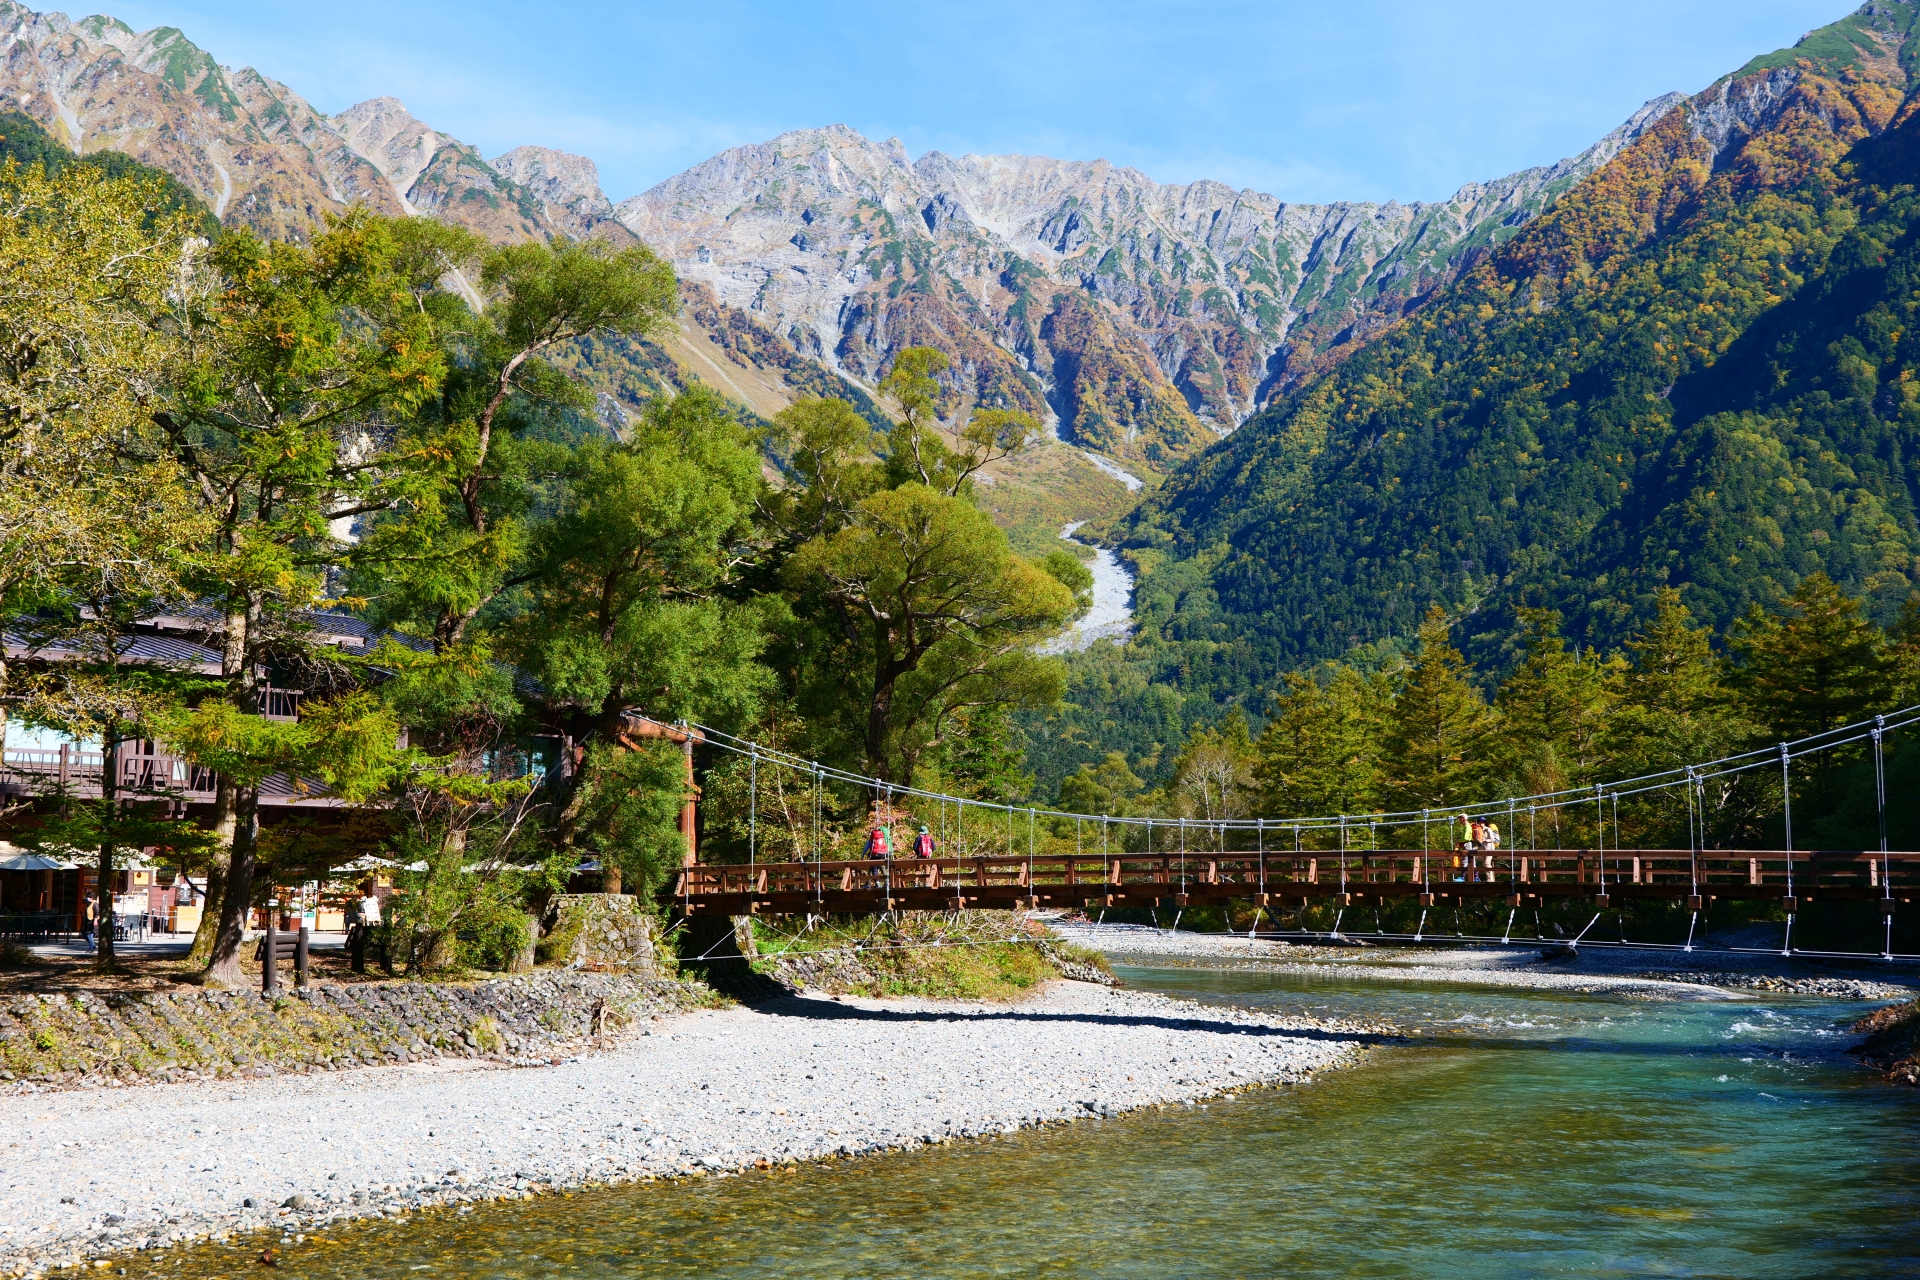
[[673, 849, 1920, 916]]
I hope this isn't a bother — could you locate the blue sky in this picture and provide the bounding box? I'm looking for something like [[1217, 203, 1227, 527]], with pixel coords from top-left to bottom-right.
[[97, 0, 1849, 204]]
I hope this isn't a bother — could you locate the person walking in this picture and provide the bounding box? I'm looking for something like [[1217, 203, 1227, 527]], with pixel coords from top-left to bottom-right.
[[866, 824, 891, 861], [82, 894, 98, 952], [913, 826, 937, 858], [346, 879, 381, 974], [357, 880, 385, 974]]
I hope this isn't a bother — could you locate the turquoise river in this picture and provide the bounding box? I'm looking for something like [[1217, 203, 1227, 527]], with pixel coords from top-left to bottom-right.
[[121, 960, 1920, 1278]]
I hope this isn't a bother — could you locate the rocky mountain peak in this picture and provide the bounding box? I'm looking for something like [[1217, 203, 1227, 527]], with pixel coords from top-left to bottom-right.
[[492, 145, 605, 207], [492, 144, 615, 237], [332, 97, 438, 201]]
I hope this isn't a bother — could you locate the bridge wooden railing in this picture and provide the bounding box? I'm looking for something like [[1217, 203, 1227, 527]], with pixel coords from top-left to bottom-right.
[[672, 849, 1920, 915]]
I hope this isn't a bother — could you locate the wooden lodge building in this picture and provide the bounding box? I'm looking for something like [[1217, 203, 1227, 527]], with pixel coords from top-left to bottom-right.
[[1, 607, 702, 938], [0, 606, 403, 937]]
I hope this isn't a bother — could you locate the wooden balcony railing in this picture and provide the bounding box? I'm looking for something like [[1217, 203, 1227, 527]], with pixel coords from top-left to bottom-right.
[[2, 743, 219, 803]]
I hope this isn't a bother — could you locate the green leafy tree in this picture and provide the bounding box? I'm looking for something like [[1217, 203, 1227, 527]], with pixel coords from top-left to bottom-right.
[[1595, 588, 1758, 843], [787, 483, 1074, 782], [760, 396, 886, 547], [1493, 609, 1618, 843], [570, 739, 696, 899], [164, 692, 436, 986], [356, 237, 679, 651], [1165, 708, 1259, 824], [879, 347, 1037, 497], [1724, 573, 1902, 840], [1613, 589, 1727, 723], [1728, 573, 1894, 742], [142, 210, 468, 976], [922, 704, 1035, 804], [1889, 596, 1920, 707], [0, 160, 215, 967], [0, 161, 204, 711], [1058, 751, 1148, 818], [512, 385, 770, 890]]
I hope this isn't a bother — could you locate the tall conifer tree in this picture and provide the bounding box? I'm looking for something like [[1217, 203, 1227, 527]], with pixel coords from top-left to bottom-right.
[[1728, 573, 1892, 742], [1254, 667, 1390, 818], [1381, 607, 1494, 811]]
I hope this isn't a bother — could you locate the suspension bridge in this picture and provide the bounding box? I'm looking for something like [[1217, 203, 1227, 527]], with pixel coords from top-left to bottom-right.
[[674, 847, 1918, 916], [662, 703, 1920, 957]]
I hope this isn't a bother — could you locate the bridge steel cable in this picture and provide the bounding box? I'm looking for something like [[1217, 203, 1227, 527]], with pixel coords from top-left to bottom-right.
[[680, 701, 1919, 841]]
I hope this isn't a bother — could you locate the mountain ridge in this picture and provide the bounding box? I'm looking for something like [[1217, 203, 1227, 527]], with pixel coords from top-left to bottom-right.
[[0, 0, 1715, 476], [614, 100, 1683, 466]]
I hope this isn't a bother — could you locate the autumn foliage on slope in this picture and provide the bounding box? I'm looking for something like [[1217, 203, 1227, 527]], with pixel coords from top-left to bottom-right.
[[1121, 6, 1920, 691]]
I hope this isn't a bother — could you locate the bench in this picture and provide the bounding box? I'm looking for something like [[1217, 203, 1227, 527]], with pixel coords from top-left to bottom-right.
[[254, 922, 310, 994]]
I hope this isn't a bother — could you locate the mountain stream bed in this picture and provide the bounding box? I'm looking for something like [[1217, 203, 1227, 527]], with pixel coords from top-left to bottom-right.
[[115, 961, 1920, 1278]]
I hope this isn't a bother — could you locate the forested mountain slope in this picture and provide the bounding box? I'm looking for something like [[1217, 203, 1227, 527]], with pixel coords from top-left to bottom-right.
[[1118, 0, 1920, 691]]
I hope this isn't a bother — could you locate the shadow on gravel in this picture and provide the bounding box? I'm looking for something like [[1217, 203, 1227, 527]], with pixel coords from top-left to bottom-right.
[[740, 991, 1394, 1047]]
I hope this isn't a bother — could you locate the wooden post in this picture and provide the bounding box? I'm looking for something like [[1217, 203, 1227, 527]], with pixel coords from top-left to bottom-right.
[[295, 924, 310, 988], [262, 916, 279, 996], [681, 734, 697, 866]]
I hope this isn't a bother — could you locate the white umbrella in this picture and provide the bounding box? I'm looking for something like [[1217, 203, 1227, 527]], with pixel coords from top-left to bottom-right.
[[0, 851, 68, 872]]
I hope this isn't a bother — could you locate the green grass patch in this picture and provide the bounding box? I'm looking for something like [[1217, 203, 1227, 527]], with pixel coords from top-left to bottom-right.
[[754, 911, 1066, 1001]]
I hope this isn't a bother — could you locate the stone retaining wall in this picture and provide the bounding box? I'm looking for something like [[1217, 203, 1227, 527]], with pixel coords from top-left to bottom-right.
[[0, 971, 712, 1093], [538, 893, 658, 970]]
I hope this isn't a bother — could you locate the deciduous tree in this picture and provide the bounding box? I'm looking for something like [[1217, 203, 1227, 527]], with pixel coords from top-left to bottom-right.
[[788, 483, 1074, 782]]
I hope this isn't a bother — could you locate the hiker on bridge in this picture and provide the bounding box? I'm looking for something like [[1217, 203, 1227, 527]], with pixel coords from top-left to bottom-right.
[[913, 826, 937, 858], [866, 824, 892, 861]]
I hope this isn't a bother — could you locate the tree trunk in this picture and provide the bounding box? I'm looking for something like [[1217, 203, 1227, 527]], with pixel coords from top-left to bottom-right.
[[187, 774, 235, 966], [204, 592, 260, 985], [94, 729, 119, 971], [603, 862, 622, 894], [204, 784, 259, 987], [866, 655, 899, 782]]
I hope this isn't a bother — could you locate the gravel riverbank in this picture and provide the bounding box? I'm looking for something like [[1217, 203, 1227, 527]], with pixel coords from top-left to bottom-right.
[[1056, 923, 1919, 1002], [0, 981, 1374, 1277]]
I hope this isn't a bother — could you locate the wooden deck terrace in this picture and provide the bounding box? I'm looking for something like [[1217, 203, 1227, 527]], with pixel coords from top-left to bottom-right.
[[673, 849, 1920, 916]]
